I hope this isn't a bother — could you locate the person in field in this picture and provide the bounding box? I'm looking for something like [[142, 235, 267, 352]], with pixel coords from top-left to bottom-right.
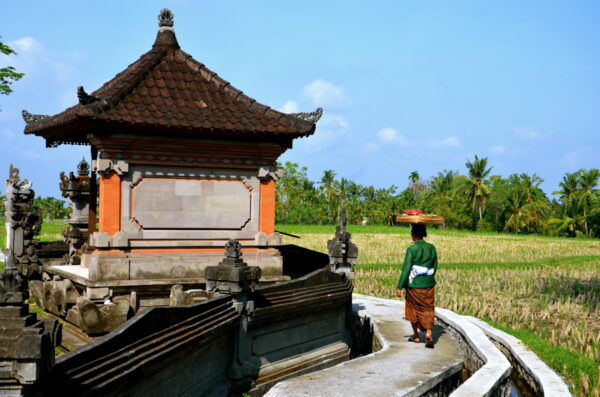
[[395, 223, 437, 348]]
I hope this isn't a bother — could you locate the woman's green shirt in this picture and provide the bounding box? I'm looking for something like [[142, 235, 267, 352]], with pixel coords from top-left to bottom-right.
[[397, 240, 438, 290]]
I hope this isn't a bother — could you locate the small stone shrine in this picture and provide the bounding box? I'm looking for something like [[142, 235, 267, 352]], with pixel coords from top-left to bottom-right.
[[21, 9, 322, 328], [59, 159, 91, 266]]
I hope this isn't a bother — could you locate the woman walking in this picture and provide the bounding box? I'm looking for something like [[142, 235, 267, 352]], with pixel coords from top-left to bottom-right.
[[395, 223, 437, 348]]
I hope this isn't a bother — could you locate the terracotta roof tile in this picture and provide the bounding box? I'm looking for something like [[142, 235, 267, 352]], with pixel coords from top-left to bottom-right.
[[23, 26, 320, 146]]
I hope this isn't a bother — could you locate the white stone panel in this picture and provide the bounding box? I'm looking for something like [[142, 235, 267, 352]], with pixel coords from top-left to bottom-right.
[[132, 178, 251, 229]]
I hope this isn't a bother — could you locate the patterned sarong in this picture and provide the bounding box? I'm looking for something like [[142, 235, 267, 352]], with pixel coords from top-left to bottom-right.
[[404, 287, 435, 330]]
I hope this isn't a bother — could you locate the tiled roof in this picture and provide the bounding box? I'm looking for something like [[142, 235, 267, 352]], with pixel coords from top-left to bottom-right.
[[23, 28, 318, 147]]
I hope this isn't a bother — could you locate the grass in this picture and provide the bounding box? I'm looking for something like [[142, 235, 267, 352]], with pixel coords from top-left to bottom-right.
[[280, 224, 600, 397], [0, 218, 67, 270]]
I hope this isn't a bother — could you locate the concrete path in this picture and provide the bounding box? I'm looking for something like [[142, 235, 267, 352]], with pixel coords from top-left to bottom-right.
[[265, 294, 463, 397]]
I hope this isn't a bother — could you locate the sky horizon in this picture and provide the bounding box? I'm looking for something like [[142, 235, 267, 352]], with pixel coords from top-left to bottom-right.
[[1, 1, 599, 199]]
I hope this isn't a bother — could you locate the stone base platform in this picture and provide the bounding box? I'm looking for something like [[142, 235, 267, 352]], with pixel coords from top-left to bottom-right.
[[80, 249, 285, 282]]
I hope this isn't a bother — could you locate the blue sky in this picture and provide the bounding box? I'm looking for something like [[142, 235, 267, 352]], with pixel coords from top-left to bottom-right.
[[1, 1, 599, 198]]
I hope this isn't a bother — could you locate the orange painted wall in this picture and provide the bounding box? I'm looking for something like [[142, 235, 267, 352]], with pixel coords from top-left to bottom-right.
[[259, 179, 276, 235], [99, 172, 121, 235]]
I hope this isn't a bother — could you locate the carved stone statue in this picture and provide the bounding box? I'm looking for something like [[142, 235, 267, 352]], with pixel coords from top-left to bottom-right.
[[327, 207, 359, 279], [4, 166, 43, 280], [59, 160, 91, 265]]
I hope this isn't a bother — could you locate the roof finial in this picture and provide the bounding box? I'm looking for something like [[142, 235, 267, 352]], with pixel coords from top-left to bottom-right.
[[158, 9, 174, 28]]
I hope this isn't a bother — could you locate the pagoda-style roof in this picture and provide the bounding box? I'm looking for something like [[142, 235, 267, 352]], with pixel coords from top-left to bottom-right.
[[23, 9, 321, 147]]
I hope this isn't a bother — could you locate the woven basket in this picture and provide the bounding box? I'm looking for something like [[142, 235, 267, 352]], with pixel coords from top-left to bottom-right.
[[395, 214, 445, 225]]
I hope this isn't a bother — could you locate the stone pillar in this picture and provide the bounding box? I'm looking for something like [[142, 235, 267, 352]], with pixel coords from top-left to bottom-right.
[[59, 159, 91, 265], [4, 165, 43, 280], [0, 229, 60, 396], [205, 240, 261, 394], [327, 207, 358, 280]]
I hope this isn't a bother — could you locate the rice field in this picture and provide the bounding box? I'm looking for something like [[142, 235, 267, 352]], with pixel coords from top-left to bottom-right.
[[279, 224, 600, 397], [2, 221, 598, 394]]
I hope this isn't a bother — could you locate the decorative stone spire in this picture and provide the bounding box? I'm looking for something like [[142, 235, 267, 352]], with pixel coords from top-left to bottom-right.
[[158, 8, 174, 28], [153, 9, 179, 49], [77, 157, 90, 177]]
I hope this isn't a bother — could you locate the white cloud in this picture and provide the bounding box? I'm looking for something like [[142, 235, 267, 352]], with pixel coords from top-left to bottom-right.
[[295, 112, 350, 152], [514, 127, 541, 140], [489, 145, 506, 154], [302, 79, 347, 107], [377, 127, 410, 145], [1, 36, 76, 83], [425, 136, 461, 148], [321, 114, 349, 129], [280, 100, 300, 113]]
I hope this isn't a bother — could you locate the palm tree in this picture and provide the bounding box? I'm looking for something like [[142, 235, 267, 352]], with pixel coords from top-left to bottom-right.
[[409, 171, 420, 200], [464, 155, 493, 220], [431, 170, 454, 197], [577, 168, 600, 235], [553, 172, 579, 209]]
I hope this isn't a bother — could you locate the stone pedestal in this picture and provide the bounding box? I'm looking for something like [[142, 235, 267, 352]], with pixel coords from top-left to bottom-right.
[[327, 208, 358, 280], [205, 240, 261, 295]]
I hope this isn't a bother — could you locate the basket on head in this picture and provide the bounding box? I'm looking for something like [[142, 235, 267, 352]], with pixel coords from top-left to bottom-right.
[[395, 211, 444, 225]]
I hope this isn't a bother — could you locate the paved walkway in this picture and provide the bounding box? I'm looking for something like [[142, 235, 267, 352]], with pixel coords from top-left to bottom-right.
[[265, 294, 463, 397]]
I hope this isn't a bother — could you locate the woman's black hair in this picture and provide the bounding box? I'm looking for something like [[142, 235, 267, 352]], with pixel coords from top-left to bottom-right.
[[411, 224, 427, 238]]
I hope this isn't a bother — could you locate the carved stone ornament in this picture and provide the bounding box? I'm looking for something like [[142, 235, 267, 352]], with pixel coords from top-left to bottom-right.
[[77, 158, 90, 176], [77, 86, 101, 105], [225, 239, 242, 260], [290, 107, 323, 123], [8, 163, 19, 183], [21, 110, 49, 124], [158, 8, 174, 28]]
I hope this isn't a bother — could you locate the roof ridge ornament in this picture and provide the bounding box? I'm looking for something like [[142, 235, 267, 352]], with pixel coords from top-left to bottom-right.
[[158, 9, 174, 28], [289, 107, 323, 123], [77, 86, 100, 105], [22, 110, 49, 124]]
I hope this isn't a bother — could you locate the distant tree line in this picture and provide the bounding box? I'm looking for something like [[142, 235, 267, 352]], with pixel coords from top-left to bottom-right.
[[0, 196, 70, 220], [275, 157, 600, 238]]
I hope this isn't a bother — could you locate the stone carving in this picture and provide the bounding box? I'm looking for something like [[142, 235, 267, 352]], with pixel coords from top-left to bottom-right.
[[21, 109, 49, 124], [327, 207, 358, 279], [205, 239, 261, 295], [65, 296, 132, 335], [77, 157, 90, 176], [5, 165, 43, 279], [289, 107, 323, 123], [226, 239, 242, 259], [0, 167, 61, 393], [158, 8, 174, 28], [77, 86, 100, 105], [257, 166, 284, 181], [59, 160, 91, 265], [92, 158, 129, 175]]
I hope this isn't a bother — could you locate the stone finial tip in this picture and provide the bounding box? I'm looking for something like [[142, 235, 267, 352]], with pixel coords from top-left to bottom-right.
[[77, 158, 90, 177], [158, 9, 174, 28]]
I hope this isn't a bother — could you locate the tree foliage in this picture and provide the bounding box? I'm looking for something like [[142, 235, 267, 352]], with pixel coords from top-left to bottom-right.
[[0, 36, 24, 97], [275, 159, 600, 239]]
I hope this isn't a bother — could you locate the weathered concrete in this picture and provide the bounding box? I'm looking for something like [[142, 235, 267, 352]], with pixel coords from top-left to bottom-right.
[[434, 307, 511, 397], [465, 316, 571, 397], [265, 294, 463, 397]]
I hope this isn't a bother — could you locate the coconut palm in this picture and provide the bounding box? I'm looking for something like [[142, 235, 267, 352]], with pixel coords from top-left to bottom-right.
[[577, 168, 599, 235], [464, 155, 493, 220], [408, 171, 420, 200], [553, 172, 579, 208]]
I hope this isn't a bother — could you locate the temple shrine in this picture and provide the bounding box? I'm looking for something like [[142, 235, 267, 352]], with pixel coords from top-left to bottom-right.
[[22, 9, 322, 312]]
